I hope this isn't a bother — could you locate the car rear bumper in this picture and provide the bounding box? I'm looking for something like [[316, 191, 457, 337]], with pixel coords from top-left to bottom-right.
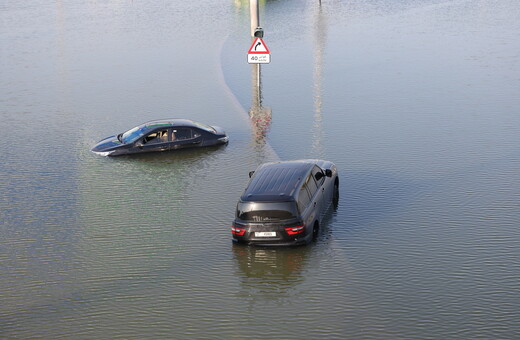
[[231, 221, 311, 246], [232, 236, 311, 246]]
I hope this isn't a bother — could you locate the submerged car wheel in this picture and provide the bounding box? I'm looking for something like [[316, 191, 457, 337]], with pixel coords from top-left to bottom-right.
[[312, 221, 320, 242], [333, 178, 339, 209]]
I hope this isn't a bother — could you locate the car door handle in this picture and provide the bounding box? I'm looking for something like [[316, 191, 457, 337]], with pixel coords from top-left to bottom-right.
[[191, 140, 202, 145]]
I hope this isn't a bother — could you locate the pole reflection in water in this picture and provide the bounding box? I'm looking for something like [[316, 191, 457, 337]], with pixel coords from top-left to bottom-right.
[[249, 62, 272, 145], [311, 2, 327, 158]]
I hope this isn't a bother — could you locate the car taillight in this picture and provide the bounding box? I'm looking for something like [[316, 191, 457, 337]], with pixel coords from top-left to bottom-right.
[[285, 225, 305, 235], [231, 226, 246, 236]]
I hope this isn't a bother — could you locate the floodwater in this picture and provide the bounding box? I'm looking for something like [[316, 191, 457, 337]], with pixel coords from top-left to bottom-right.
[[1, 0, 520, 339]]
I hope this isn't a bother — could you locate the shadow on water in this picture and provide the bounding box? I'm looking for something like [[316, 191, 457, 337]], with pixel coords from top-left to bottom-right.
[[335, 170, 427, 233]]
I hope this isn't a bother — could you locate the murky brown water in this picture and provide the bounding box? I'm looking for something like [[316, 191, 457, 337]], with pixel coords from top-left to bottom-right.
[[2, 0, 520, 339]]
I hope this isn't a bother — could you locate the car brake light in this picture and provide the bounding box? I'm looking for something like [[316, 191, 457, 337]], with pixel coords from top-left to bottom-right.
[[231, 226, 246, 236], [285, 225, 305, 235]]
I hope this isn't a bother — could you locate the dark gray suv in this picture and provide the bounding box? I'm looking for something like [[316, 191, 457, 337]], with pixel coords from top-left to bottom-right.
[[231, 160, 338, 246]]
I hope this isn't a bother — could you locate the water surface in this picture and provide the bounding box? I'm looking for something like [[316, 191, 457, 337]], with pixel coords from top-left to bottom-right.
[[2, 0, 520, 339]]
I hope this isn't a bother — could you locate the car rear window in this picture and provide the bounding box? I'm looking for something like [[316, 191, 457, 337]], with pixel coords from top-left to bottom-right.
[[237, 202, 299, 222], [192, 121, 216, 133]]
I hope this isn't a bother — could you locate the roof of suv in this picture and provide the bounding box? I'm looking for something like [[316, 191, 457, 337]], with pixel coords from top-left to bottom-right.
[[241, 160, 317, 202]]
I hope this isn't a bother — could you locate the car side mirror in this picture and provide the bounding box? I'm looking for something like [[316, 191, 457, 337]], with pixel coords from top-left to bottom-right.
[[136, 141, 144, 147], [315, 172, 324, 181], [249, 171, 255, 178], [325, 169, 333, 177]]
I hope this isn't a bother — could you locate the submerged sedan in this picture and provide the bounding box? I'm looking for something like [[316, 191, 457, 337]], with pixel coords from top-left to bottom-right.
[[91, 119, 228, 156]]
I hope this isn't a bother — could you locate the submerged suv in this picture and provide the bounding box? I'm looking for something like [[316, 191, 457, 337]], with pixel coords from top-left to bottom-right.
[[231, 160, 339, 246]]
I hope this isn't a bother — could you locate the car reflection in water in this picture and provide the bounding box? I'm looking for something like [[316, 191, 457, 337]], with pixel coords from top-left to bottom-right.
[[232, 244, 309, 297]]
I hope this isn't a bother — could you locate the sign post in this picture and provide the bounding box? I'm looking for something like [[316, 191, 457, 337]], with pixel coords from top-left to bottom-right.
[[247, 38, 271, 64], [250, 0, 259, 37]]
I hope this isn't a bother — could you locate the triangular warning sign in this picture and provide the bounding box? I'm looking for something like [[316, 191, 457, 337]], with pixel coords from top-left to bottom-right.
[[248, 38, 270, 54]]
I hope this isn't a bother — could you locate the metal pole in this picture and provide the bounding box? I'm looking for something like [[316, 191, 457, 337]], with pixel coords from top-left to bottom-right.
[[251, 63, 261, 109], [250, 0, 259, 37]]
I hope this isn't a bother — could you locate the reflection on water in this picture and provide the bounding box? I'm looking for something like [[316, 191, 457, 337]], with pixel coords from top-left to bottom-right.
[[2, 0, 520, 339], [233, 245, 307, 296], [248, 63, 272, 144], [227, 0, 520, 339]]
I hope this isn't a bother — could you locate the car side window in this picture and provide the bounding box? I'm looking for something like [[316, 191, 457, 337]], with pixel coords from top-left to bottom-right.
[[142, 129, 168, 144], [173, 128, 193, 141], [312, 165, 325, 187], [297, 184, 311, 211], [305, 174, 318, 198]]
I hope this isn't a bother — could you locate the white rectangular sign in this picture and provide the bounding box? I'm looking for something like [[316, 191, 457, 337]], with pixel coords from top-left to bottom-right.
[[248, 53, 271, 64]]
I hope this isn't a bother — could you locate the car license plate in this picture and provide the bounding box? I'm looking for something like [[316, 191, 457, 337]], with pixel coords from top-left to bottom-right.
[[255, 232, 276, 237]]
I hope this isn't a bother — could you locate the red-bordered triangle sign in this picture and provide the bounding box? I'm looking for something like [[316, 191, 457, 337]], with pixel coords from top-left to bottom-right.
[[248, 38, 270, 54]]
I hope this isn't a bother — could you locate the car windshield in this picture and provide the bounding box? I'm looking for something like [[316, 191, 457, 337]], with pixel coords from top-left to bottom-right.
[[236, 201, 299, 222], [120, 126, 146, 143]]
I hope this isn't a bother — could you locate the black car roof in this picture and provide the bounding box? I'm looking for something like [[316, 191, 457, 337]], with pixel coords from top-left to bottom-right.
[[142, 119, 205, 129], [133, 119, 217, 136], [241, 160, 317, 202]]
